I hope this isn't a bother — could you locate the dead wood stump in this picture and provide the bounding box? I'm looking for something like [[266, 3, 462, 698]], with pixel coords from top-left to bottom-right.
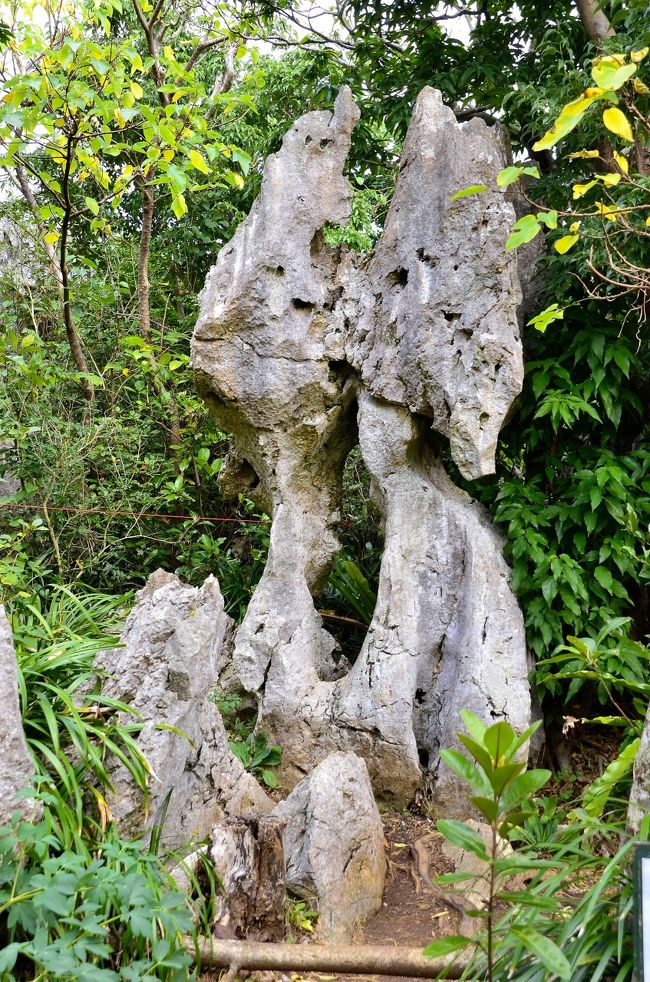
[[209, 815, 286, 940]]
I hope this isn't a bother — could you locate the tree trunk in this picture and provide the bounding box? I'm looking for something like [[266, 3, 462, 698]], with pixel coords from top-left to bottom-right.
[[59, 136, 94, 402], [209, 816, 286, 942], [136, 177, 181, 450], [575, 0, 615, 40]]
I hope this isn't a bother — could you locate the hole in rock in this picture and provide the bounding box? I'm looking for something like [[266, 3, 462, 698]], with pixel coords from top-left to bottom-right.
[[416, 247, 437, 268], [418, 747, 430, 768], [387, 267, 409, 288], [304, 134, 313, 144], [320, 138, 334, 149], [415, 687, 426, 705], [443, 310, 461, 323], [292, 297, 315, 311], [319, 446, 383, 666]]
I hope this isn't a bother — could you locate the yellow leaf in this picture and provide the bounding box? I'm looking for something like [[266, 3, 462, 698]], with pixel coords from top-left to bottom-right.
[[595, 201, 618, 222], [163, 45, 174, 60], [555, 235, 579, 254], [646, 216, 650, 226], [631, 47, 649, 63], [44, 231, 59, 245], [567, 149, 600, 159], [188, 147, 210, 174], [533, 91, 604, 151], [572, 180, 597, 199], [633, 78, 650, 95], [570, 221, 581, 232], [602, 106, 634, 141], [162, 148, 174, 162], [600, 172, 621, 187], [591, 56, 637, 90], [171, 192, 187, 219], [613, 151, 629, 174], [130, 81, 144, 99]]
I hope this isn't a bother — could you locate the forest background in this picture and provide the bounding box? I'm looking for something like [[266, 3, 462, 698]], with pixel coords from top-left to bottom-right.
[[0, 0, 649, 978]]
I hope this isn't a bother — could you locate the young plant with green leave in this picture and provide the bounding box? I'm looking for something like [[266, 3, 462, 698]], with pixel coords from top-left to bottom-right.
[[424, 710, 567, 981]]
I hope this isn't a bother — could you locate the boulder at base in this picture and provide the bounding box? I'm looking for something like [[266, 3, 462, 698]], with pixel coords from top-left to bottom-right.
[[273, 751, 386, 942], [95, 570, 272, 847]]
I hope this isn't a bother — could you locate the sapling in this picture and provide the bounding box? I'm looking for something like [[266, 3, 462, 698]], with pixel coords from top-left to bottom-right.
[[424, 710, 572, 981]]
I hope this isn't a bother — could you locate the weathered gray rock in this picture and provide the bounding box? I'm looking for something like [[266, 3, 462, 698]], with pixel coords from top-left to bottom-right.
[[273, 752, 385, 942], [0, 605, 39, 825], [192, 86, 359, 698], [628, 704, 650, 834], [95, 570, 272, 847], [191, 87, 531, 817], [346, 87, 523, 480]]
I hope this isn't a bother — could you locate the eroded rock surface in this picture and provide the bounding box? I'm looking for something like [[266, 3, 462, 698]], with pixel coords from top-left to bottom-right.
[[191, 86, 530, 815], [346, 88, 522, 480], [628, 704, 650, 834], [273, 752, 385, 942], [95, 570, 272, 847], [0, 606, 39, 825]]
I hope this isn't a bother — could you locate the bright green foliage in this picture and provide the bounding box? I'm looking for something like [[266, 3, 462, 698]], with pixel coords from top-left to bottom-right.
[[228, 732, 282, 789], [0, 586, 202, 978], [428, 710, 648, 981], [0, 811, 195, 980]]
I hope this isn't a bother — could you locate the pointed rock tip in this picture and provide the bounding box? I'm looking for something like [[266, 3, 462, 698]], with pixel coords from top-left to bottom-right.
[[333, 85, 360, 132]]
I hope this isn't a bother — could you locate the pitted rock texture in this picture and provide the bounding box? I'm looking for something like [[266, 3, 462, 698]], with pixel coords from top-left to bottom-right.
[[628, 704, 650, 834], [346, 88, 523, 480], [95, 570, 272, 847], [191, 86, 530, 815], [273, 752, 385, 942], [0, 606, 40, 825]]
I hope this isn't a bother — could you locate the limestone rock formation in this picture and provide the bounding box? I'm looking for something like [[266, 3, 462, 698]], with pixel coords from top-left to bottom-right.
[[191, 86, 531, 815], [628, 704, 650, 833], [346, 88, 523, 481], [0, 605, 40, 825], [273, 752, 385, 942], [95, 570, 272, 847]]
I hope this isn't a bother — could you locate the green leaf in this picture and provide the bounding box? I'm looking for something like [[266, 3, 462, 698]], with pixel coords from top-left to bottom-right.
[[0, 943, 22, 973], [469, 795, 498, 822], [423, 936, 469, 959], [583, 738, 639, 817], [506, 214, 541, 251], [511, 927, 571, 979], [437, 819, 488, 860], [500, 769, 552, 812], [594, 565, 613, 591], [591, 57, 637, 91], [537, 210, 558, 229], [458, 733, 494, 777], [459, 709, 486, 742], [497, 166, 523, 189], [439, 748, 491, 794], [484, 721, 515, 761], [450, 184, 488, 200], [528, 303, 564, 333], [84, 196, 100, 216]]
